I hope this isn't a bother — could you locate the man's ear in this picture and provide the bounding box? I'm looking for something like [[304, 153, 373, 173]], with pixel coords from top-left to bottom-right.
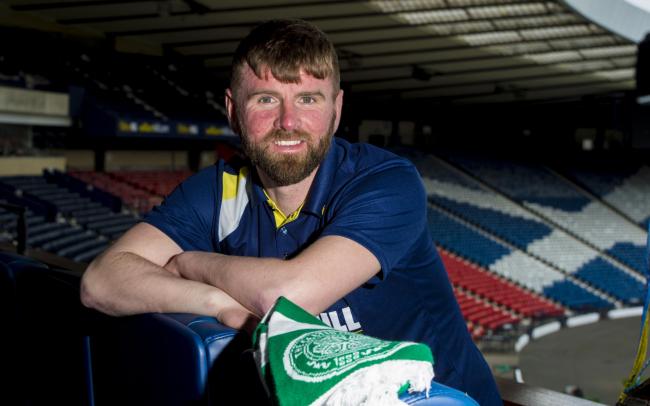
[[225, 89, 240, 135], [334, 89, 344, 132]]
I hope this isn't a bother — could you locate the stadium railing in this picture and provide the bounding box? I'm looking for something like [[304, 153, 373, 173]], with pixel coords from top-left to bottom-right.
[[0, 202, 26, 254]]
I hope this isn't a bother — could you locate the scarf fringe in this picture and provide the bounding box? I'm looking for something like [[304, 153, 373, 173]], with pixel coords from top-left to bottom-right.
[[312, 359, 434, 406]]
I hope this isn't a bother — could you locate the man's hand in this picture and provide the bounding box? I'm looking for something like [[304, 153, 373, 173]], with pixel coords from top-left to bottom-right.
[[164, 251, 213, 281], [163, 253, 183, 277], [218, 307, 260, 335], [165, 251, 260, 333]]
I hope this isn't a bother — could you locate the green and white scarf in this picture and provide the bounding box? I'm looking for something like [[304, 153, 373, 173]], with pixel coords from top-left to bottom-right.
[[253, 297, 434, 406]]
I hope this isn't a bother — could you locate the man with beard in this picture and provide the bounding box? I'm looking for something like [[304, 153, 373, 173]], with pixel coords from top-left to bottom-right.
[[80, 19, 501, 405]]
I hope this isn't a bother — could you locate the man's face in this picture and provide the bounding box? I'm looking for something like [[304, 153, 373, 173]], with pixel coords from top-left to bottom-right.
[[226, 64, 343, 187]]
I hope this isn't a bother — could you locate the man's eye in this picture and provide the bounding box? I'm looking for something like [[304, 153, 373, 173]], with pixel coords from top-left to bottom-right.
[[258, 96, 274, 104], [300, 96, 316, 104]]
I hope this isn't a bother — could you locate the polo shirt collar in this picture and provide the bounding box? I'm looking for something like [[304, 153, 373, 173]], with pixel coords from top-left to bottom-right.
[[247, 138, 340, 218]]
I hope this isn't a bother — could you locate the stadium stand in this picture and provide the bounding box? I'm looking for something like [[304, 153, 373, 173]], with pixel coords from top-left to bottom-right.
[[69, 170, 161, 214], [0, 168, 195, 262], [0, 174, 136, 234], [414, 153, 646, 305], [110, 169, 192, 197], [0, 27, 229, 134], [68, 169, 191, 213], [440, 248, 564, 320], [426, 206, 613, 311], [445, 154, 648, 276], [0, 199, 104, 263], [1, 2, 649, 403], [566, 162, 650, 229], [412, 151, 644, 310], [452, 288, 519, 340], [0, 173, 136, 263]]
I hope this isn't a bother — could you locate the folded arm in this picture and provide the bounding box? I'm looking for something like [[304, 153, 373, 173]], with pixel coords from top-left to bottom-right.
[[166, 235, 381, 317], [80, 222, 257, 330]]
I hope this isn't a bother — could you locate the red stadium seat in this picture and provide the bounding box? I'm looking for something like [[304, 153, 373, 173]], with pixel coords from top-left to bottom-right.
[[441, 248, 565, 339]]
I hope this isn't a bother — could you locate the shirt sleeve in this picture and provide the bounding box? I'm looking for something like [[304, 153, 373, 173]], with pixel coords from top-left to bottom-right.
[[143, 164, 220, 252], [319, 162, 428, 281]]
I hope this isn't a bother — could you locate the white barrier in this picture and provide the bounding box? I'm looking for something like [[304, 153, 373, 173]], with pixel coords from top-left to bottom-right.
[[608, 307, 643, 319], [514, 334, 530, 353], [566, 313, 600, 328], [531, 321, 561, 340]]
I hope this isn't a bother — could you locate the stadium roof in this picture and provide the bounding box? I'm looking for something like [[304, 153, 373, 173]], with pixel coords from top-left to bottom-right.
[[1, 0, 642, 105]]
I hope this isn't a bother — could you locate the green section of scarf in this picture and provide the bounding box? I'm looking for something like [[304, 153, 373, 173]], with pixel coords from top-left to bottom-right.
[[253, 297, 434, 406]]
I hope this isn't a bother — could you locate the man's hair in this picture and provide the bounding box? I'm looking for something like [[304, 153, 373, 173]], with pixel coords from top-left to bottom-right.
[[230, 19, 340, 94]]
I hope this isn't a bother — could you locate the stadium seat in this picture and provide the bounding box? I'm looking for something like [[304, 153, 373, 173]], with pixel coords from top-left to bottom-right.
[[440, 248, 565, 320], [0, 251, 93, 406], [567, 163, 650, 229], [443, 155, 647, 275], [89, 312, 244, 405]]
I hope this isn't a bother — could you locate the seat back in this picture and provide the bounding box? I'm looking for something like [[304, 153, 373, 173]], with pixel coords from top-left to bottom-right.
[[401, 381, 479, 405], [0, 250, 92, 406], [89, 312, 240, 405]]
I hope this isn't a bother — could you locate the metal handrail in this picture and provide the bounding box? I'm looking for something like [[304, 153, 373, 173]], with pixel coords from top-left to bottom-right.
[[0, 202, 27, 254]]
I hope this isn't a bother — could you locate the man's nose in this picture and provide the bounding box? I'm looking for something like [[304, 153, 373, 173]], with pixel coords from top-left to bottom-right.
[[275, 101, 298, 131]]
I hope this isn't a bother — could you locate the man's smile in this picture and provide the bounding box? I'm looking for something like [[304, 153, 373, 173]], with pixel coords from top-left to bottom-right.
[[274, 139, 303, 146]]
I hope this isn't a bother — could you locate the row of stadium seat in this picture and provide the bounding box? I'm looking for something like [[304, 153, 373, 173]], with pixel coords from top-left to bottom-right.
[[69, 169, 191, 214], [566, 163, 650, 228], [0, 202, 108, 263], [0, 172, 137, 263], [1, 27, 226, 123], [109, 169, 192, 197], [443, 154, 647, 275], [0, 169, 194, 263], [440, 249, 564, 319], [453, 289, 519, 340], [426, 206, 613, 311], [428, 195, 644, 304], [0, 175, 136, 238], [69, 170, 161, 214], [414, 152, 645, 307]]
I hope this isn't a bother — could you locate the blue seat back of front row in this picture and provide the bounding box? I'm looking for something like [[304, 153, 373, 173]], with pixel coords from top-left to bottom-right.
[[0, 251, 93, 406]]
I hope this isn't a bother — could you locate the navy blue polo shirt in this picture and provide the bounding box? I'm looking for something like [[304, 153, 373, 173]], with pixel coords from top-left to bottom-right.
[[145, 137, 501, 405]]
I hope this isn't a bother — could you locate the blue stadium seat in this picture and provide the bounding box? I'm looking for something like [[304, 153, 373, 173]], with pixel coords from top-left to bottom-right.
[[445, 156, 591, 212], [402, 384, 479, 405], [542, 280, 613, 310], [0, 251, 92, 406], [56, 239, 108, 260], [429, 195, 551, 249], [40, 230, 96, 251], [90, 312, 242, 405], [0, 173, 132, 250], [427, 207, 510, 268], [27, 226, 81, 245], [575, 258, 645, 304], [566, 163, 648, 228], [606, 242, 647, 274]]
